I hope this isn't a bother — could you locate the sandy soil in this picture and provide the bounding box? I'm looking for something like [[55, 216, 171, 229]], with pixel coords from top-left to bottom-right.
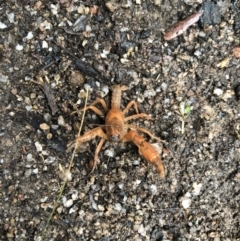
[[0, 0, 240, 240]]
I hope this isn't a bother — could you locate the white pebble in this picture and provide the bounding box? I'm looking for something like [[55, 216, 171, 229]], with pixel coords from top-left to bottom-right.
[[65, 170, 72, 181], [117, 183, 124, 189], [132, 160, 140, 165], [84, 84, 92, 91], [94, 42, 99, 50], [63, 199, 73, 208], [7, 12, 14, 23], [90, 195, 98, 210], [41, 150, 49, 155], [33, 168, 38, 174], [104, 149, 114, 157], [198, 31, 206, 37], [35, 141, 43, 152], [213, 88, 223, 96], [26, 31, 33, 40], [98, 205, 105, 211], [42, 40, 48, 48], [58, 115, 65, 126], [24, 169, 32, 177], [51, 4, 58, 15], [136, 179, 141, 185], [9, 112, 15, 116], [51, 124, 59, 130], [16, 44, 23, 51], [0, 22, 7, 29], [44, 156, 56, 164], [138, 224, 147, 237], [161, 82, 168, 91], [72, 191, 78, 200], [150, 184, 157, 194], [181, 192, 192, 209], [114, 203, 122, 211], [143, 89, 156, 97], [85, 25, 91, 32], [44, 113, 51, 122], [69, 208, 76, 214], [182, 198, 191, 209], [194, 50, 201, 57], [101, 85, 109, 97], [40, 196, 48, 202], [0, 73, 8, 83], [192, 182, 202, 196], [26, 153, 33, 162]]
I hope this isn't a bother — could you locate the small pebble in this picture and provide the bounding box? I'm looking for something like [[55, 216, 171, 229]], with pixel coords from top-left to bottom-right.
[[35, 141, 43, 152], [104, 149, 114, 157], [213, 88, 223, 96], [0, 22, 7, 29], [40, 123, 50, 131], [69, 207, 78, 214], [44, 156, 56, 164], [198, 31, 206, 37], [150, 184, 157, 194], [32, 168, 38, 174], [25, 105, 32, 111], [44, 113, 51, 122], [40, 196, 48, 202], [63, 199, 73, 208], [50, 4, 58, 15], [132, 160, 140, 165], [101, 85, 109, 97], [26, 153, 33, 162], [114, 203, 122, 211], [98, 205, 105, 211], [181, 192, 192, 209], [42, 40, 48, 48], [84, 84, 92, 91], [7, 12, 14, 23], [105, 2, 119, 12], [16, 44, 23, 51], [24, 169, 32, 177], [58, 116, 65, 126], [51, 124, 59, 130], [117, 183, 124, 189], [192, 182, 202, 196], [194, 50, 202, 57], [26, 32, 33, 40], [72, 191, 78, 200]]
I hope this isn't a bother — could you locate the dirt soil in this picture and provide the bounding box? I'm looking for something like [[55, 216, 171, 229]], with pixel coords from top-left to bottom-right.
[[1, 0, 240, 240]]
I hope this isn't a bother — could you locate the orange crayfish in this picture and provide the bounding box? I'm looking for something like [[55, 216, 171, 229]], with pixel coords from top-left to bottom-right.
[[67, 85, 165, 178]]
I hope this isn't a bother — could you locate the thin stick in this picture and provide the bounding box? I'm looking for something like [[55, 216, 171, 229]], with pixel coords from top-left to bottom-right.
[[40, 89, 89, 240]]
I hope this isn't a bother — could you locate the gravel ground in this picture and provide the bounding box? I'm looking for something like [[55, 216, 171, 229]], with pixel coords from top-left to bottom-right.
[[0, 0, 240, 240]]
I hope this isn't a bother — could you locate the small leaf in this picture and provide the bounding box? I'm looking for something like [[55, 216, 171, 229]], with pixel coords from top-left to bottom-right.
[[184, 106, 191, 115]]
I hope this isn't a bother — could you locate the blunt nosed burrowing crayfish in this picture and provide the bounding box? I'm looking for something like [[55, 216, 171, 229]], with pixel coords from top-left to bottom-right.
[[67, 85, 165, 178]]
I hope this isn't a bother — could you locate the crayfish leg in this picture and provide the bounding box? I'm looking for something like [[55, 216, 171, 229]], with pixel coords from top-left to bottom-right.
[[66, 127, 107, 152]]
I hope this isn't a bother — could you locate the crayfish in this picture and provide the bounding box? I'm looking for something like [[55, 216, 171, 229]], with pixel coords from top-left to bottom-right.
[[67, 85, 165, 178]]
